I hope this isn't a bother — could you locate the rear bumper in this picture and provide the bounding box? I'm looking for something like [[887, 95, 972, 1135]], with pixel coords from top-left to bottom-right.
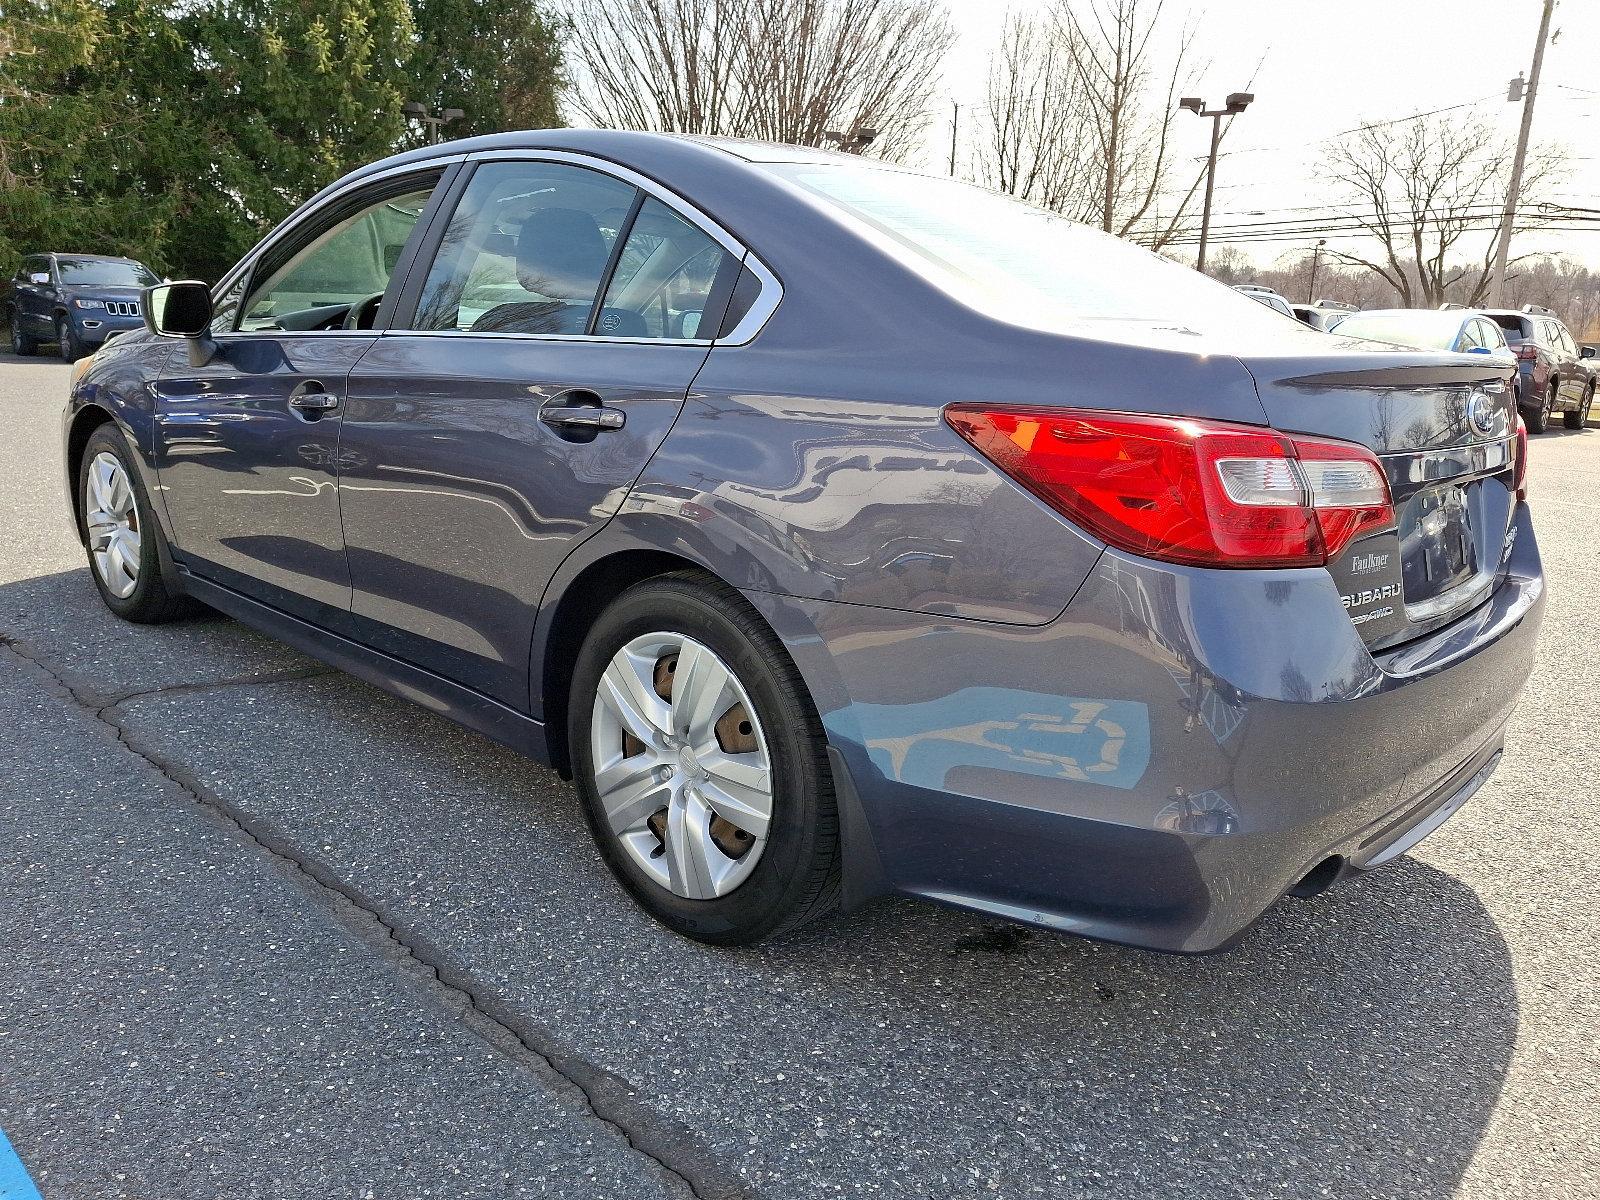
[[768, 502, 1544, 953]]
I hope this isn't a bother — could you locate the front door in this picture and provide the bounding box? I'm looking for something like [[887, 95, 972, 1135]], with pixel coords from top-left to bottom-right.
[[153, 173, 445, 622], [15, 257, 54, 341], [338, 158, 742, 706]]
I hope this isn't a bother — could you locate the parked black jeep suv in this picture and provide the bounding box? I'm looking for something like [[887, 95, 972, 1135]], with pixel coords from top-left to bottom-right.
[[8, 254, 158, 361]]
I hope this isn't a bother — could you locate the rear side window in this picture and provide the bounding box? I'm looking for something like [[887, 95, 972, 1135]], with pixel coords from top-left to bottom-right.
[[412, 161, 636, 335], [598, 198, 735, 340]]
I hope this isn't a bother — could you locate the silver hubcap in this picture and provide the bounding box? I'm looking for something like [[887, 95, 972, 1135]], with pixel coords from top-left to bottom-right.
[[590, 633, 774, 899], [85, 451, 141, 598]]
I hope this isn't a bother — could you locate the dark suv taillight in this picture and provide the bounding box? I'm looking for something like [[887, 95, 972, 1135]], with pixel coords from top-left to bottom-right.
[[1515, 343, 1538, 362], [944, 406, 1394, 569]]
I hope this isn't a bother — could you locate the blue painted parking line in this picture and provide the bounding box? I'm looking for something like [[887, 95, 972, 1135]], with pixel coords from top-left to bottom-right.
[[0, 1129, 43, 1200]]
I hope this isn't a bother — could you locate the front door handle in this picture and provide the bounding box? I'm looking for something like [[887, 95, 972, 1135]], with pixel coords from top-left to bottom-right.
[[288, 380, 339, 418], [539, 394, 626, 440]]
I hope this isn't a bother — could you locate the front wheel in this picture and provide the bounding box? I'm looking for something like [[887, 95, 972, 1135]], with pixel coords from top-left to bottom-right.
[[568, 573, 839, 945], [1565, 382, 1594, 431], [77, 424, 196, 622], [10, 310, 39, 356], [57, 318, 84, 363]]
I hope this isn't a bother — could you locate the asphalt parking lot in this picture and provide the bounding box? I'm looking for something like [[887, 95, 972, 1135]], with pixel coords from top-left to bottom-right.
[[1, 348, 1597, 1200]]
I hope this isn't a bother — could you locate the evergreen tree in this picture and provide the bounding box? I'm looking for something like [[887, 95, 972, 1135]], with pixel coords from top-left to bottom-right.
[[1, 0, 564, 281], [408, 0, 565, 141]]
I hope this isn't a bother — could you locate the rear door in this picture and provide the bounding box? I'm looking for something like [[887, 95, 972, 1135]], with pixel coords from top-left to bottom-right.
[[1239, 351, 1518, 650], [153, 169, 449, 621], [338, 155, 744, 707]]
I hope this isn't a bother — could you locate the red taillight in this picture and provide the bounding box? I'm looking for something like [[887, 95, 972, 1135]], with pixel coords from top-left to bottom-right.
[[1513, 413, 1529, 502], [1515, 343, 1538, 362], [944, 406, 1394, 568]]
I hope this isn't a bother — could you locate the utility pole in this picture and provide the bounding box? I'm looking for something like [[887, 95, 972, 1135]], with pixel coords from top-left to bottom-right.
[[949, 101, 960, 176], [1490, 0, 1555, 306], [1179, 92, 1254, 276]]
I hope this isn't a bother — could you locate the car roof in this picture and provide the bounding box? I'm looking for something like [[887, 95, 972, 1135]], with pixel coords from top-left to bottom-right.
[[49, 253, 143, 263]]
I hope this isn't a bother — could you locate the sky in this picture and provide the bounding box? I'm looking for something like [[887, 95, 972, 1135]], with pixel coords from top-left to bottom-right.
[[927, 0, 1600, 268]]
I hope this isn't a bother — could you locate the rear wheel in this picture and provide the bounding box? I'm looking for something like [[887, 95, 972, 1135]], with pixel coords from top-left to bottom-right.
[[568, 573, 839, 944], [1527, 380, 1557, 434], [1565, 382, 1594, 430], [77, 424, 195, 622], [9, 310, 39, 356]]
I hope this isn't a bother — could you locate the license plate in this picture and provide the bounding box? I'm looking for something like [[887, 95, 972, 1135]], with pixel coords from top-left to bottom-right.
[[1328, 530, 1406, 643]]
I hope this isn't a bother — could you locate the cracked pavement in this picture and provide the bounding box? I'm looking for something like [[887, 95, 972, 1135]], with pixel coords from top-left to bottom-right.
[[2, 350, 1598, 1199]]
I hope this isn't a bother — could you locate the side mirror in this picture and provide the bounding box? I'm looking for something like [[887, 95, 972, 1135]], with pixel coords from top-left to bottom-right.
[[1582, 345, 1596, 360], [28, 272, 49, 285], [142, 280, 217, 366]]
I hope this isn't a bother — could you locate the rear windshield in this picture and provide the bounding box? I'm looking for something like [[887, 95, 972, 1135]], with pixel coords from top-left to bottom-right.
[[769, 162, 1294, 335], [1332, 312, 1465, 351], [56, 258, 158, 287], [1488, 314, 1529, 342]]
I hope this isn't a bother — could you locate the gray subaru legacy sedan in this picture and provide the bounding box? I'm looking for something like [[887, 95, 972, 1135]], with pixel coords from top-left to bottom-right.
[[63, 130, 1542, 952]]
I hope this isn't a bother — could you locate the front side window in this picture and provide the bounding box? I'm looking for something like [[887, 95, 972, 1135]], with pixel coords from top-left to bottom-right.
[[413, 161, 638, 335], [56, 258, 157, 288], [239, 182, 437, 333], [598, 198, 734, 339]]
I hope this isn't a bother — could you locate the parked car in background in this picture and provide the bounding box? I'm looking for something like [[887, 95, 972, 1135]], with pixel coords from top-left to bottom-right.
[[1481, 305, 1596, 432], [1234, 283, 1295, 318], [8, 254, 159, 362], [1330, 308, 1515, 362], [1291, 300, 1358, 331], [62, 130, 1541, 952]]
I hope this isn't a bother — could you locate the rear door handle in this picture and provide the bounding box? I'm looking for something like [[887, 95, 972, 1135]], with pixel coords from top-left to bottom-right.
[[539, 394, 626, 439]]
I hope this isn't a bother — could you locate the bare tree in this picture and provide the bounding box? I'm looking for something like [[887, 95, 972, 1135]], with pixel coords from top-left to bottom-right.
[[1320, 112, 1562, 308], [562, 0, 954, 163], [1057, 0, 1197, 238], [972, 0, 1212, 245], [562, 0, 751, 136], [976, 11, 1094, 212]]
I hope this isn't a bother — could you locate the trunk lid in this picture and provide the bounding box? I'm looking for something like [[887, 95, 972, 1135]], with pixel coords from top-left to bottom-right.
[[1237, 349, 1519, 649]]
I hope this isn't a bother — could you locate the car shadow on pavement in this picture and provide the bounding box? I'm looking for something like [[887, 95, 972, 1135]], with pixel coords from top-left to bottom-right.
[[2, 566, 1518, 1199]]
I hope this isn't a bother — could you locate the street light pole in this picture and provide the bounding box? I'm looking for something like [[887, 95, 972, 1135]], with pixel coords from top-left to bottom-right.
[[1490, 0, 1555, 306], [1307, 238, 1327, 302], [402, 101, 465, 146], [1179, 92, 1254, 276]]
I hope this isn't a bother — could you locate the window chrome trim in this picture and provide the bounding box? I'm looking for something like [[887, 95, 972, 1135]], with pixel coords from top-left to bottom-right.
[[376, 330, 715, 348], [208, 147, 784, 347]]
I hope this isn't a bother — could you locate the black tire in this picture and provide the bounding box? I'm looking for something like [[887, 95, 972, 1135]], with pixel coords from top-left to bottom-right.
[[568, 572, 840, 945], [1565, 383, 1594, 431], [9, 310, 39, 356], [76, 423, 197, 623], [1526, 381, 1556, 434], [56, 317, 84, 363]]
